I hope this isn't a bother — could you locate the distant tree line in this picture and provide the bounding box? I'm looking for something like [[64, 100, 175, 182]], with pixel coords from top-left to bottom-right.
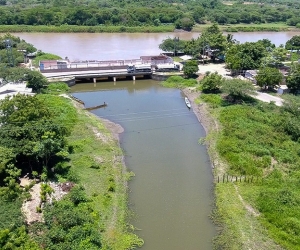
[[0, 0, 299, 30]]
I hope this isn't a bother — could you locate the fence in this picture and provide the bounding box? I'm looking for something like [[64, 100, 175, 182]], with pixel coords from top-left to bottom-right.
[[215, 174, 262, 184]]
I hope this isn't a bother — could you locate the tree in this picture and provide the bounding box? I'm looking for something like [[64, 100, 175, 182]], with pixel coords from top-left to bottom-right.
[[221, 79, 257, 102], [285, 36, 300, 51], [198, 23, 228, 60], [200, 72, 223, 93], [286, 64, 300, 94], [225, 42, 267, 73], [192, 6, 205, 23], [159, 37, 185, 55], [184, 38, 199, 57], [25, 70, 48, 93], [183, 60, 198, 78], [0, 94, 68, 173], [255, 67, 283, 90], [175, 17, 195, 31], [261, 46, 288, 68]]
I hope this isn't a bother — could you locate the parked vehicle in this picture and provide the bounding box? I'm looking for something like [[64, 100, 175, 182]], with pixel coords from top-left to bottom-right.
[[155, 63, 180, 72], [127, 64, 152, 73]]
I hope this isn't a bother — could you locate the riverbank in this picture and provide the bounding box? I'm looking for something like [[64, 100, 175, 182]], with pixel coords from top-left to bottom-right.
[[0, 25, 174, 33], [66, 99, 143, 249], [0, 23, 298, 33], [193, 23, 299, 32], [182, 87, 220, 170], [182, 87, 282, 249]]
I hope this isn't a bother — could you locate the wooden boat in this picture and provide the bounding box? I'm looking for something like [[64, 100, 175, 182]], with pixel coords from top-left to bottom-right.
[[185, 97, 191, 109]]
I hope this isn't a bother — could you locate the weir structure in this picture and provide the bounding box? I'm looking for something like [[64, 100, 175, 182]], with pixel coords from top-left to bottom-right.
[[40, 55, 178, 84]]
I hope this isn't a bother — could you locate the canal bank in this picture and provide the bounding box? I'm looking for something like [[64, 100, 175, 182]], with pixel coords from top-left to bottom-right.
[[71, 80, 216, 249], [183, 87, 284, 249]]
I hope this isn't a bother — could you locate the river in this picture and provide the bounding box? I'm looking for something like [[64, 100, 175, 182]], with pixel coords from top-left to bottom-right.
[[11, 31, 299, 249], [9, 31, 300, 61]]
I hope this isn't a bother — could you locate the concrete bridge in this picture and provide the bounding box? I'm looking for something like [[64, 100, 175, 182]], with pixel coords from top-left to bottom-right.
[[40, 55, 173, 83], [41, 65, 152, 83]]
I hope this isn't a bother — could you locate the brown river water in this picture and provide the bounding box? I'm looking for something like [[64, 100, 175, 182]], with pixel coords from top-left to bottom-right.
[[9, 31, 300, 61], [9, 31, 299, 249]]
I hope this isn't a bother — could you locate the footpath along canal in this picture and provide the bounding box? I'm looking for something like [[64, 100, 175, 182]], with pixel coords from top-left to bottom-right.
[[71, 79, 216, 250]]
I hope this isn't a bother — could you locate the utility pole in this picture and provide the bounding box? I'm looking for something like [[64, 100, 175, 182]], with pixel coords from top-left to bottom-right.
[[173, 37, 179, 57], [5, 39, 14, 67]]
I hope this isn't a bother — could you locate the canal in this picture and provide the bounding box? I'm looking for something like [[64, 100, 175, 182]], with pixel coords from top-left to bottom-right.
[[11, 30, 297, 249], [71, 79, 216, 249]]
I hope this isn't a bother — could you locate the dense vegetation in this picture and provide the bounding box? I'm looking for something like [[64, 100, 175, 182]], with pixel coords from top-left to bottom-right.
[[0, 0, 299, 31], [199, 91, 300, 249], [0, 87, 143, 249], [162, 60, 300, 249], [0, 34, 142, 249]]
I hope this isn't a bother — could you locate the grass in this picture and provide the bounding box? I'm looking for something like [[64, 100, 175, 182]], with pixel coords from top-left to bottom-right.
[[65, 100, 143, 249], [24, 93, 143, 249], [199, 92, 300, 249], [193, 22, 297, 32], [0, 24, 174, 33], [0, 198, 23, 230], [0, 23, 296, 33], [160, 75, 198, 88]]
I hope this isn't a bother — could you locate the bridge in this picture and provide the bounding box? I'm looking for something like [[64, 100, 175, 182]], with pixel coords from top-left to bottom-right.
[[40, 55, 175, 83]]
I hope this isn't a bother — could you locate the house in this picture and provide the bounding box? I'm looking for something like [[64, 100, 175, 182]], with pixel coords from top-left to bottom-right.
[[140, 55, 173, 65]]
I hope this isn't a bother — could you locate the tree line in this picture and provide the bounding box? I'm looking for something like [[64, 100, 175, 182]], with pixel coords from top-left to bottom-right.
[[160, 24, 300, 93], [0, 0, 299, 30]]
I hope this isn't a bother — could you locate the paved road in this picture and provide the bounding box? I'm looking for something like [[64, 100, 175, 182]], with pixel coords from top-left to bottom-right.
[[253, 92, 283, 106]]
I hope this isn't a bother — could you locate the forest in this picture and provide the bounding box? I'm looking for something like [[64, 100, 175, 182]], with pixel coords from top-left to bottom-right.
[[0, 0, 299, 30]]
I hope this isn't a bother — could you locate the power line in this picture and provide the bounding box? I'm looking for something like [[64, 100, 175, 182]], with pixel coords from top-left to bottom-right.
[[0, 108, 200, 134]]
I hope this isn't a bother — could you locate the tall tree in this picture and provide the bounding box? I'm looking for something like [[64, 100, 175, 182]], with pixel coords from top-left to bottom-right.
[[225, 41, 267, 73], [198, 23, 227, 59], [200, 72, 223, 93], [183, 60, 198, 78], [0, 94, 68, 172], [26, 70, 48, 93], [221, 78, 257, 102], [285, 35, 300, 51], [286, 63, 300, 94], [159, 37, 185, 55], [255, 67, 283, 90]]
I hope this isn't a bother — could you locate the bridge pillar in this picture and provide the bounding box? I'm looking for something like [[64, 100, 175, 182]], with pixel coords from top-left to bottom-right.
[[132, 75, 136, 81], [113, 77, 116, 82], [93, 78, 96, 83]]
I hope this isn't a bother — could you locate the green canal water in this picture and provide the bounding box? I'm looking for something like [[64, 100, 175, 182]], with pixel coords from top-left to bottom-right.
[[71, 79, 216, 250]]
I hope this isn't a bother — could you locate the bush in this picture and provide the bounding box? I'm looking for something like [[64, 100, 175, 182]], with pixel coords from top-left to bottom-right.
[[200, 72, 223, 93], [160, 75, 197, 88], [45, 82, 70, 94]]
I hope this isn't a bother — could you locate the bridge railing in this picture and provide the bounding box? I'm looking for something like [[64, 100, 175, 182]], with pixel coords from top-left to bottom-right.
[[40, 59, 167, 71], [41, 59, 145, 71]]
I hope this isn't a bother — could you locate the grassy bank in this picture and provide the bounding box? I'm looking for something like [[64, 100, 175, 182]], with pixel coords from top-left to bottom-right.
[[0, 25, 174, 33], [0, 23, 297, 33], [199, 93, 300, 249], [17, 89, 143, 249], [63, 98, 143, 249], [193, 23, 297, 32]]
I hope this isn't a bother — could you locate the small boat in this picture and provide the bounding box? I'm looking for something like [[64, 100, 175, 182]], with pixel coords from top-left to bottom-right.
[[185, 97, 191, 109]]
